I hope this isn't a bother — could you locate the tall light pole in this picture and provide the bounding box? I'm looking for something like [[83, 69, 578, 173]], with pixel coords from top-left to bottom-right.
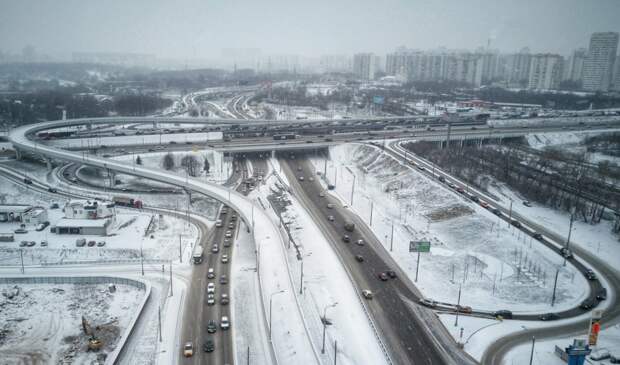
[[269, 289, 286, 341], [350, 174, 356, 206], [454, 284, 462, 327], [322, 302, 338, 354]]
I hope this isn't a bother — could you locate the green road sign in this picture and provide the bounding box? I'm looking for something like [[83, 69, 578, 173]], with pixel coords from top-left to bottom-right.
[[409, 241, 431, 252]]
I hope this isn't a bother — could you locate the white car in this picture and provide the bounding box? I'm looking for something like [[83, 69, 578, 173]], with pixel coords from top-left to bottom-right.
[[225, 231, 232, 238], [221, 254, 229, 263], [215, 219, 223, 228], [362, 290, 373, 299], [207, 293, 215, 305], [220, 316, 230, 329], [207, 283, 215, 294]]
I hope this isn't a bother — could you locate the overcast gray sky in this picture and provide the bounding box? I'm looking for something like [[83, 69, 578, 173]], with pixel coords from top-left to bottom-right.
[[1, 0, 619, 59]]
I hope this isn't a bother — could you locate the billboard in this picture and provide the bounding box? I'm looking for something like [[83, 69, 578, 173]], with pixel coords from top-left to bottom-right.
[[588, 310, 603, 346], [409, 241, 431, 252]]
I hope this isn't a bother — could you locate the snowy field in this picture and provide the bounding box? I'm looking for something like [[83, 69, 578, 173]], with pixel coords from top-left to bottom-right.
[[311, 144, 588, 313], [0, 282, 144, 364]]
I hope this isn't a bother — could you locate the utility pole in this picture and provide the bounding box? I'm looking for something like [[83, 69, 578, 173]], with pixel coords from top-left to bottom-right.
[[158, 305, 162, 342], [454, 284, 462, 327], [390, 222, 394, 252], [334, 340, 338, 365], [178, 235, 182, 263], [299, 260, 304, 294], [369, 201, 374, 226], [415, 250, 421, 282], [350, 174, 356, 206], [20, 249, 24, 273], [551, 268, 560, 306], [528, 336, 536, 365], [169, 263, 173, 297], [247, 346, 250, 365], [508, 199, 513, 226]]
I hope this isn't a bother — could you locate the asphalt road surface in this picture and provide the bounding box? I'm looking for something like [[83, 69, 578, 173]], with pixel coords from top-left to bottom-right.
[[278, 154, 477, 365]]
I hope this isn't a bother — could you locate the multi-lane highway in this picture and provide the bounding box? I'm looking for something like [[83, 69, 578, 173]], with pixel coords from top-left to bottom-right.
[[278, 155, 476, 365]]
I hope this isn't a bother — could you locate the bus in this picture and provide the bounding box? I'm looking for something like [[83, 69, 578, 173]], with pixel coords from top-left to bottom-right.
[[192, 246, 204, 264]]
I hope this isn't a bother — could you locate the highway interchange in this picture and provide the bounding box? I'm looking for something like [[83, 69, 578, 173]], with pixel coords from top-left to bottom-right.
[[4, 94, 620, 364]]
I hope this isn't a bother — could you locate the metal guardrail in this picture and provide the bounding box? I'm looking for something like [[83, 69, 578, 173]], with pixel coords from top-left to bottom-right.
[[41, 258, 170, 266]]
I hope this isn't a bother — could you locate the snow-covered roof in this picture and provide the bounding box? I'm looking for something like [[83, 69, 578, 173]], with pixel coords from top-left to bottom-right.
[[55, 218, 110, 228], [0, 205, 32, 213]]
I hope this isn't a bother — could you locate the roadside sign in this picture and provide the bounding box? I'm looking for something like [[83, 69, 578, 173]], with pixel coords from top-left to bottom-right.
[[588, 310, 603, 346], [409, 241, 431, 252]]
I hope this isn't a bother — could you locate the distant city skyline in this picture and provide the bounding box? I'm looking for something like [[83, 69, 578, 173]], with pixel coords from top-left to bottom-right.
[[1, 0, 620, 61]]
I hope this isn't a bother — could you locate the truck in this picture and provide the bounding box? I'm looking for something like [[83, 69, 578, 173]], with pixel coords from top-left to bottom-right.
[[113, 196, 143, 209], [344, 221, 355, 232], [192, 246, 204, 264]]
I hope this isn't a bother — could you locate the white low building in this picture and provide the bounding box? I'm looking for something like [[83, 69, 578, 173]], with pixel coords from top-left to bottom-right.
[[51, 200, 116, 236]]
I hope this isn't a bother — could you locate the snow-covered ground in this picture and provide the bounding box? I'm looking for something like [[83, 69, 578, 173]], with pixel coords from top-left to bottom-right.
[[311, 144, 587, 314], [503, 324, 620, 365], [0, 282, 144, 364], [0, 174, 198, 265], [251, 158, 388, 365]]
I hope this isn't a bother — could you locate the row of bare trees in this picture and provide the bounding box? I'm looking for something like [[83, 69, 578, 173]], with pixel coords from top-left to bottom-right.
[[161, 152, 210, 177], [405, 140, 620, 232]]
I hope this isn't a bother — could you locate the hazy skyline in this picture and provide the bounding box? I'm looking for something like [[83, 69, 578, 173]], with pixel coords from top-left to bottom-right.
[[1, 0, 620, 60]]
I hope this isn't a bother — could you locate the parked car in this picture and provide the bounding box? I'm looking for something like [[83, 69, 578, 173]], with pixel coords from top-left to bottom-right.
[[228, 222, 235, 229], [492, 208, 502, 216], [215, 219, 223, 228], [14, 228, 28, 234], [532, 232, 543, 240], [539, 312, 559, 321], [19, 241, 28, 247], [76, 238, 86, 247], [40, 240, 48, 247], [47, 187, 57, 193], [523, 201, 532, 207], [97, 241, 106, 247], [319, 192, 326, 197], [211, 245, 219, 253], [362, 290, 373, 299], [87, 240, 96, 247], [510, 220, 522, 228]]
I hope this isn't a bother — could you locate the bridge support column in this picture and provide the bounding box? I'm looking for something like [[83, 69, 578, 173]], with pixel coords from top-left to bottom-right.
[[108, 170, 116, 187], [15, 148, 22, 160], [271, 150, 275, 159], [41, 155, 52, 170]]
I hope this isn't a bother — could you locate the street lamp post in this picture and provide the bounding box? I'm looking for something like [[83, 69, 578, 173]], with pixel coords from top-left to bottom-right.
[[269, 289, 286, 341], [322, 302, 338, 354]]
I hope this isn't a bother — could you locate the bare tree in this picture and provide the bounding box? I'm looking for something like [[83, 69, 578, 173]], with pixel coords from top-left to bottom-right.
[[162, 152, 175, 170], [181, 154, 200, 177], [203, 156, 211, 173]]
